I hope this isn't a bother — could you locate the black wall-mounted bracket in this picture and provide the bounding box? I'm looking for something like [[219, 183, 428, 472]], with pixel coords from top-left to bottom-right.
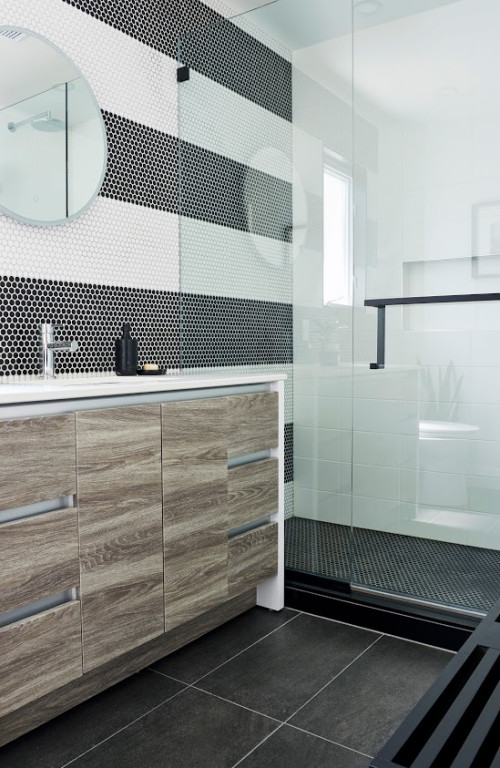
[[177, 65, 190, 83], [369, 306, 385, 369], [365, 292, 500, 369]]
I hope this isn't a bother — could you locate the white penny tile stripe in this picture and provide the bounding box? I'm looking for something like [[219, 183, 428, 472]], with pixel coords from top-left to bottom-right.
[[0, 198, 179, 292], [181, 217, 292, 304]]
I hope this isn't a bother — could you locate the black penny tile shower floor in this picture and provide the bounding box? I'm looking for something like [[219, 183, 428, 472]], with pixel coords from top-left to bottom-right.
[[285, 517, 500, 613], [0, 606, 453, 768]]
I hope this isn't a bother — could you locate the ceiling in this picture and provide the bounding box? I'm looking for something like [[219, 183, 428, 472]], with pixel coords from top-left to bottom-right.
[[234, 0, 500, 122], [235, 0, 461, 51]]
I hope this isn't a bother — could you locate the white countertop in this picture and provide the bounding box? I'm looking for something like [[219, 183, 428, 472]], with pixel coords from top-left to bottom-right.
[[0, 372, 287, 405]]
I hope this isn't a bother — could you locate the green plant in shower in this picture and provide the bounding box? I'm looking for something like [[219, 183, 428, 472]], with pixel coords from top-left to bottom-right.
[[418, 359, 463, 422]]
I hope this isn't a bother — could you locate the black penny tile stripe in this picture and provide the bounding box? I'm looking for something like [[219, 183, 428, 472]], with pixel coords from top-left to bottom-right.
[[63, 0, 292, 122], [179, 20, 292, 123], [100, 111, 292, 242], [179, 140, 292, 242], [0, 276, 292, 377], [0, 275, 180, 377], [62, 0, 221, 61], [101, 111, 178, 212], [180, 293, 293, 368]]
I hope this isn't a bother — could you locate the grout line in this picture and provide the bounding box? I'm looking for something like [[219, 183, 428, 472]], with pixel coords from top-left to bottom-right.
[[189, 685, 283, 724], [60, 685, 189, 768], [296, 608, 383, 638], [190, 610, 302, 685], [296, 607, 456, 653], [375, 628, 456, 655], [283, 633, 383, 725], [286, 723, 374, 759], [229, 723, 285, 768], [146, 667, 190, 686]]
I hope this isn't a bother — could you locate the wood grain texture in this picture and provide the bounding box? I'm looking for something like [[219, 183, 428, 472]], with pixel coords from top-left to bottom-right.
[[162, 399, 228, 630], [228, 458, 278, 529], [0, 508, 79, 614], [0, 601, 82, 718], [76, 405, 164, 672], [0, 414, 76, 509], [227, 393, 279, 458], [228, 522, 278, 598], [0, 590, 256, 747]]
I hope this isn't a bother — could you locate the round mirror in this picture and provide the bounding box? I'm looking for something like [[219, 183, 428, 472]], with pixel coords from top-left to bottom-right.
[[0, 26, 107, 226]]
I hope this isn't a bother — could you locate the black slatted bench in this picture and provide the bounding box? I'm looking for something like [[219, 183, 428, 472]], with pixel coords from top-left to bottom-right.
[[371, 596, 500, 768]]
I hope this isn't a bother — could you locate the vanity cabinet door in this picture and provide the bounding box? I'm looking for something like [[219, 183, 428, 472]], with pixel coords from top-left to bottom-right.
[[227, 393, 279, 458], [0, 508, 79, 614], [228, 522, 278, 598], [76, 405, 164, 672], [0, 602, 82, 718], [0, 414, 76, 508], [162, 398, 228, 630], [228, 458, 278, 529]]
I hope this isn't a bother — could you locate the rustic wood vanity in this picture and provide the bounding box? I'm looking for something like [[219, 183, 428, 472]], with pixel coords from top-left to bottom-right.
[[0, 373, 285, 746]]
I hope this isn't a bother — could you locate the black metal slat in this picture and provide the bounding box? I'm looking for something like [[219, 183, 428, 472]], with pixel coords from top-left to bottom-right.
[[449, 682, 500, 767], [490, 745, 500, 768], [377, 647, 485, 764], [411, 649, 499, 768]]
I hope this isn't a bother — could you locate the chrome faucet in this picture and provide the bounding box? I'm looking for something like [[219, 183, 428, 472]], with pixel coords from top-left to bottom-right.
[[39, 323, 79, 379]]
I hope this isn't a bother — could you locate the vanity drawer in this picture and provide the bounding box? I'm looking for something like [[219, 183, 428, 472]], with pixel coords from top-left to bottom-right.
[[228, 458, 278, 528], [0, 414, 76, 509], [228, 522, 278, 597], [0, 508, 79, 614], [0, 601, 83, 717], [227, 393, 279, 458]]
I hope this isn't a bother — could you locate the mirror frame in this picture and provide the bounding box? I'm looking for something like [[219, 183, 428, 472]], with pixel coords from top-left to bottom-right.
[[0, 25, 108, 227]]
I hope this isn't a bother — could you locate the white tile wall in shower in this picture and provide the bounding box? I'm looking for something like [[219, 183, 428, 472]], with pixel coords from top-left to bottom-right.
[[294, 395, 342, 430], [351, 496, 400, 532], [294, 426, 342, 462], [294, 485, 347, 524], [294, 457, 341, 494], [353, 464, 400, 502], [352, 431, 401, 469]]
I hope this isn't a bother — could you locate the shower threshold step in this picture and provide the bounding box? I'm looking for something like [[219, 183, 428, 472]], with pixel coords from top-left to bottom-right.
[[285, 517, 500, 614]]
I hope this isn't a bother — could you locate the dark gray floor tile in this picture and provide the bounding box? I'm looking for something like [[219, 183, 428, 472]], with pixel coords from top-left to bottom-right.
[[71, 687, 279, 768], [150, 606, 298, 684], [197, 614, 379, 720], [291, 635, 453, 757], [237, 725, 371, 768], [0, 670, 184, 768]]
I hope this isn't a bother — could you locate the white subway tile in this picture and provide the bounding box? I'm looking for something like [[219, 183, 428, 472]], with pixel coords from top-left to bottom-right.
[[294, 395, 341, 429], [353, 431, 401, 467], [352, 464, 399, 501], [294, 458, 341, 493], [352, 398, 402, 434], [294, 427, 341, 461]]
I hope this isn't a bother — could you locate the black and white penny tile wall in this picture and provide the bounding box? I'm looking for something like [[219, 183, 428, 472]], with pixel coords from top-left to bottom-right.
[[0, 0, 294, 514]]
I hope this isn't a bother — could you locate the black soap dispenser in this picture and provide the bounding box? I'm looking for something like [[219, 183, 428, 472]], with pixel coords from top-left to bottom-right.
[[115, 323, 138, 376]]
